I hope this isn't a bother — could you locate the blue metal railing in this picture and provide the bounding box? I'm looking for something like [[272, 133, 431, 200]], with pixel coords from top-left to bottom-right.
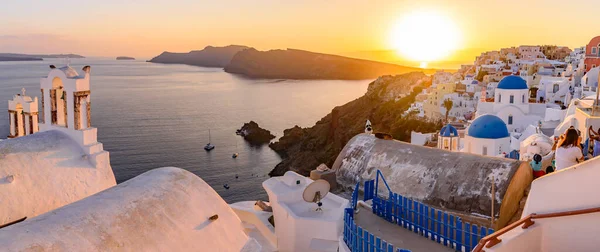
[[351, 183, 359, 210], [344, 208, 411, 252], [376, 169, 392, 196], [363, 170, 392, 202], [355, 170, 494, 252]]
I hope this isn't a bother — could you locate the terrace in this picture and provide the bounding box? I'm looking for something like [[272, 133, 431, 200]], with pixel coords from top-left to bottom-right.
[[341, 170, 493, 252]]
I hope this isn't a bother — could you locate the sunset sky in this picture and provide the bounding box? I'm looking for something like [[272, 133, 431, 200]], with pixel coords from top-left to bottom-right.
[[2, 0, 600, 68]]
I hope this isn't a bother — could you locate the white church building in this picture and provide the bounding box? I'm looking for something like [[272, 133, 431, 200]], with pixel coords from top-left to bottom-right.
[[463, 114, 511, 157], [437, 124, 460, 151], [476, 75, 546, 133]]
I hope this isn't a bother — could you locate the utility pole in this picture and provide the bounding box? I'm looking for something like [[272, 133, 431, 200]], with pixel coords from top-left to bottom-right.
[[491, 176, 495, 228]]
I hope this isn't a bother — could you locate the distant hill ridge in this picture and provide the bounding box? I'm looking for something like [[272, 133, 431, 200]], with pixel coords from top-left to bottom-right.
[[0, 53, 85, 61], [148, 45, 436, 80], [224, 48, 435, 80], [0, 53, 84, 59], [148, 45, 250, 68]]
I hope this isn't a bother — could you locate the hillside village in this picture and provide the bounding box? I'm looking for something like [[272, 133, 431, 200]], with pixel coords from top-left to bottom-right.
[[408, 36, 600, 164]]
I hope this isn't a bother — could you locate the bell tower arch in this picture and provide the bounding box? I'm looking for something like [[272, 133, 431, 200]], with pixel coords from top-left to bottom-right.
[[39, 65, 104, 165]]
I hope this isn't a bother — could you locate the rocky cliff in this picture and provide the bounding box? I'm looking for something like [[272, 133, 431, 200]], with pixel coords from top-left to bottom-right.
[[224, 48, 436, 80], [269, 72, 443, 176], [148, 45, 249, 67]]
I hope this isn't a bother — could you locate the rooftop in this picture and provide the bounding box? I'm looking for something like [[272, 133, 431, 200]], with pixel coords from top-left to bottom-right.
[[497, 75, 527, 90], [468, 114, 510, 139]]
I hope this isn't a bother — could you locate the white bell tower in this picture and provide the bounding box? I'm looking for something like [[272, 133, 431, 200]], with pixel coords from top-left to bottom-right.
[[38, 65, 108, 166], [7, 88, 39, 138]]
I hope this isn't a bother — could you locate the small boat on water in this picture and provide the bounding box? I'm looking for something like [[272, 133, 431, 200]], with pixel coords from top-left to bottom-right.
[[232, 153, 239, 158], [204, 129, 215, 151], [204, 143, 215, 151]]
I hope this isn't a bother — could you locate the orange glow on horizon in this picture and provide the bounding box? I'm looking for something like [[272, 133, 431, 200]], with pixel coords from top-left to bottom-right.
[[2, 0, 598, 68]]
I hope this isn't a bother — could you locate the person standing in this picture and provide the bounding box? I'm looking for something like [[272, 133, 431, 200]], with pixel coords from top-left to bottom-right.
[[589, 126, 600, 157], [555, 128, 584, 171]]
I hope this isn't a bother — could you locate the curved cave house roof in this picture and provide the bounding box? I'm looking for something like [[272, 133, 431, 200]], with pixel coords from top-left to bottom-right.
[[468, 114, 510, 139], [440, 124, 459, 137], [0, 167, 258, 251], [0, 131, 116, 225], [496, 75, 528, 90], [332, 133, 532, 228]]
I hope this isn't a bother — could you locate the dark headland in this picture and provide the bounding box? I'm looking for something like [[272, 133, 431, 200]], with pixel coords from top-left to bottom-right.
[[0, 53, 85, 62], [148, 45, 250, 68], [0, 56, 42, 61], [224, 48, 436, 80], [148, 45, 436, 80], [117, 56, 135, 60]]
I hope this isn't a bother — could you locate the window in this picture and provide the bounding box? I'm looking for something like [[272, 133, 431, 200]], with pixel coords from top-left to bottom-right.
[[508, 115, 513, 125], [444, 139, 449, 149], [553, 84, 559, 93], [522, 95, 525, 103], [498, 94, 502, 103], [509, 95, 514, 104], [593, 47, 598, 55], [482, 146, 488, 155]]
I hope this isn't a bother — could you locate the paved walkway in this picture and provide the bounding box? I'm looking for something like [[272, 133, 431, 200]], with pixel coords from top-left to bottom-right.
[[354, 204, 454, 252]]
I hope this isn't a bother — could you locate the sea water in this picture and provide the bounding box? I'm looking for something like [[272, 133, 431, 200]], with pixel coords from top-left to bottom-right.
[[0, 58, 370, 202]]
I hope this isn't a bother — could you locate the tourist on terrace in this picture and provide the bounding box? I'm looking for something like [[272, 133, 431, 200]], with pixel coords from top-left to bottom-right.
[[588, 126, 600, 157], [530, 154, 545, 178], [555, 128, 584, 171]]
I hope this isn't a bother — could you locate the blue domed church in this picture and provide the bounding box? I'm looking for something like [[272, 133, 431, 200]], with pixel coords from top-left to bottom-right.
[[475, 75, 546, 133], [463, 114, 511, 157], [437, 124, 460, 151]]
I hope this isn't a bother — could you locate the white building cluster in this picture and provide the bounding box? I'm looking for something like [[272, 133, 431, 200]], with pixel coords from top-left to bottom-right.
[[410, 38, 600, 161]]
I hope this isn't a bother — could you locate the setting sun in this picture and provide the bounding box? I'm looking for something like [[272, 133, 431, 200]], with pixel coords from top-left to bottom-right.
[[390, 10, 461, 63]]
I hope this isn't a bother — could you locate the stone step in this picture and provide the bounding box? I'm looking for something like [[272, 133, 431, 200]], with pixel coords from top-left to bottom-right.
[[83, 142, 103, 155]]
